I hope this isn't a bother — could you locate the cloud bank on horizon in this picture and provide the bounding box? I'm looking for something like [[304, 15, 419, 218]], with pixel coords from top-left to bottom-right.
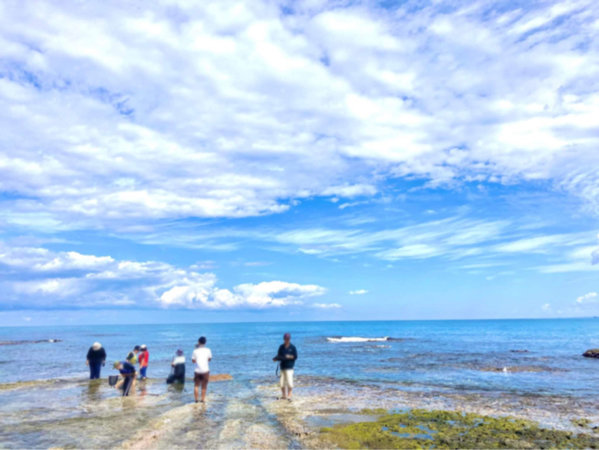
[[0, 0, 598, 317], [0, 241, 327, 309]]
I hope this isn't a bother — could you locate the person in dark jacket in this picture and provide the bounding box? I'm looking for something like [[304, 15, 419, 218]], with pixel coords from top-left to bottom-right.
[[167, 349, 186, 384], [86, 342, 106, 379], [272, 333, 297, 401], [113, 361, 136, 396]]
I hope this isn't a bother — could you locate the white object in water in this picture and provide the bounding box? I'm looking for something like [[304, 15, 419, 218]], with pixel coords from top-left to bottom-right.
[[327, 336, 389, 343]]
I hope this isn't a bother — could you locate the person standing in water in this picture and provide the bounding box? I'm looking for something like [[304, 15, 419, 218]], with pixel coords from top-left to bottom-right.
[[192, 337, 212, 403], [167, 349, 186, 384], [138, 344, 149, 380], [126, 345, 140, 365], [273, 333, 297, 401], [86, 342, 106, 379]]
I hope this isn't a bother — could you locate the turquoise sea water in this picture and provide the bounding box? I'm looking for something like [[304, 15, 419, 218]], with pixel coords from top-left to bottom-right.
[[1, 318, 598, 395], [1, 319, 599, 448]]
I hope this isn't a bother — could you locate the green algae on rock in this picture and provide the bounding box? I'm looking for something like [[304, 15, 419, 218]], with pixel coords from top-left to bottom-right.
[[320, 409, 599, 449], [571, 417, 593, 428]]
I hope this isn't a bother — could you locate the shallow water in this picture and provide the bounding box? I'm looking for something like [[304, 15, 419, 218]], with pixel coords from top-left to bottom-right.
[[1, 319, 598, 447]]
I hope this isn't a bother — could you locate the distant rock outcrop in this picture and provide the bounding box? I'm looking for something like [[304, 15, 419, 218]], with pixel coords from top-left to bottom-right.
[[480, 365, 562, 373], [0, 339, 62, 346], [582, 349, 599, 358]]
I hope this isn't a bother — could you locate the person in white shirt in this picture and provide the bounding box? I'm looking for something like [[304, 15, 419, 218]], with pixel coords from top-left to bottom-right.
[[191, 336, 212, 403], [166, 349, 186, 384]]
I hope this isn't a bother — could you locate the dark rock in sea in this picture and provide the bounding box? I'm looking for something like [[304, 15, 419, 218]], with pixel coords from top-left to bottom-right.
[[510, 349, 529, 353], [480, 365, 564, 373], [0, 339, 62, 346], [582, 349, 599, 358]]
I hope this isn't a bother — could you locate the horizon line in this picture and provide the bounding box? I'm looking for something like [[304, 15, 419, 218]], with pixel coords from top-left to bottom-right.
[[1, 316, 597, 328]]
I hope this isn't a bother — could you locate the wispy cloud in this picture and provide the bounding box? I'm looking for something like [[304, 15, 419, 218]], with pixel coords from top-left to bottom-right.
[[273, 215, 599, 273], [493, 235, 587, 253], [592, 234, 599, 264], [349, 289, 368, 295], [275, 217, 511, 260], [312, 303, 341, 309]]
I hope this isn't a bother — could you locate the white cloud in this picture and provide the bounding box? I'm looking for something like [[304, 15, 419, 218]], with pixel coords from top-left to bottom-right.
[[321, 184, 378, 198], [156, 279, 326, 309], [576, 292, 598, 304], [494, 235, 584, 253], [377, 244, 443, 260], [0, 242, 325, 309], [535, 244, 599, 273], [0, 0, 598, 232], [312, 302, 341, 309], [349, 289, 368, 295], [542, 303, 551, 311], [12, 278, 84, 297], [243, 261, 271, 267]]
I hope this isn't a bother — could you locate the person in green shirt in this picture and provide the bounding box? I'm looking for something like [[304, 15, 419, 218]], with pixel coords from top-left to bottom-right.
[[126, 345, 140, 365]]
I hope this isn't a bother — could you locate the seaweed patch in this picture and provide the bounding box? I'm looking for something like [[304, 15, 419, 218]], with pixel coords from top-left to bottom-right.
[[320, 409, 599, 448]]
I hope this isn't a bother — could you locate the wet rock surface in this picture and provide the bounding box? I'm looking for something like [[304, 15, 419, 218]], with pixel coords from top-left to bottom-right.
[[2, 374, 599, 448]]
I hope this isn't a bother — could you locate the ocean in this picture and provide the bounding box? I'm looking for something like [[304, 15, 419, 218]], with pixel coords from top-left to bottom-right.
[[1, 319, 599, 448]]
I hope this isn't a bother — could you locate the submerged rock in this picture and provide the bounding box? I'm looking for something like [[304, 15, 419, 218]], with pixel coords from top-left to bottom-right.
[[210, 373, 233, 382], [582, 349, 599, 358], [0, 339, 62, 346], [479, 365, 562, 373]]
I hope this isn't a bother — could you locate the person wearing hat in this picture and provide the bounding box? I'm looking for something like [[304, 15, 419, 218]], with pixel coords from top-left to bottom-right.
[[126, 345, 141, 365], [138, 344, 149, 380], [167, 349, 186, 384], [113, 360, 136, 396], [86, 342, 106, 379], [273, 333, 297, 401]]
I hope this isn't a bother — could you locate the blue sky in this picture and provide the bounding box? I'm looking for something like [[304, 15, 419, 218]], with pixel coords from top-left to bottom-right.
[[0, 0, 598, 325]]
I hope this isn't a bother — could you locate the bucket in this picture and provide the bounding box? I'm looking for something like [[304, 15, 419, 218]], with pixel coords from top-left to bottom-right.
[[108, 375, 119, 386]]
